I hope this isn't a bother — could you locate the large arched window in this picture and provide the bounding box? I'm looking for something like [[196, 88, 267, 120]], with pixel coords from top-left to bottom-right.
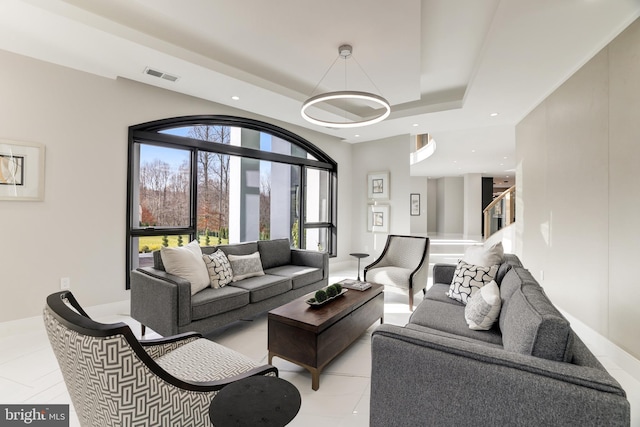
[[126, 115, 337, 287]]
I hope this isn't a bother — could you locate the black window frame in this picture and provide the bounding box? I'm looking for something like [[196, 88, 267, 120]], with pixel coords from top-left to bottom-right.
[[126, 115, 338, 288]]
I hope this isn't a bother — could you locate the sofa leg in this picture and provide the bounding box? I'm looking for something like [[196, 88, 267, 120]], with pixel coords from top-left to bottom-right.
[[141, 324, 146, 337]]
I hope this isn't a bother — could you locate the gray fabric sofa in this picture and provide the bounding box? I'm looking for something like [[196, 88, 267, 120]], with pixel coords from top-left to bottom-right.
[[130, 238, 328, 337], [370, 254, 630, 426]]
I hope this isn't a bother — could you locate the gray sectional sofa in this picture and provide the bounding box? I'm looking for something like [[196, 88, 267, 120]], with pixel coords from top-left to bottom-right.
[[130, 238, 328, 337], [370, 254, 630, 426]]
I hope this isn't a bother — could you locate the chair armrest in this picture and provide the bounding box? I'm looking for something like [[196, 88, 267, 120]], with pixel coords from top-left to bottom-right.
[[432, 263, 457, 284], [140, 332, 202, 359], [130, 268, 193, 336], [291, 249, 329, 279], [370, 324, 629, 427]]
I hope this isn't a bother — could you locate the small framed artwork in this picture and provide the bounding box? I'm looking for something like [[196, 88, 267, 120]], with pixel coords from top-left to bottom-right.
[[0, 139, 45, 201], [367, 204, 389, 233], [367, 171, 389, 200], [410, 193, 420, 216]]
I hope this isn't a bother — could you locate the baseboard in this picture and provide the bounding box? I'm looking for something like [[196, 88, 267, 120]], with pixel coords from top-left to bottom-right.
[[561, 308, 640, 384]]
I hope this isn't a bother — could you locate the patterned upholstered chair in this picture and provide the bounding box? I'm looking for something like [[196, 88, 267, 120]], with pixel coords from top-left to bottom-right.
[[44, 291, 278, 427], [364, 235, 430, 311]]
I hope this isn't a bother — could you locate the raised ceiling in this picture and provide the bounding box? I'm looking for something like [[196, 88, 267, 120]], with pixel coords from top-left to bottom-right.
[[1, 0, 638, 178]]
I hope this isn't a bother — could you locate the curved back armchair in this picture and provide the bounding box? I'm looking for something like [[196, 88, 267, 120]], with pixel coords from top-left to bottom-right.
[[44, 291, 277, 427], [364, 235, 430, 311]]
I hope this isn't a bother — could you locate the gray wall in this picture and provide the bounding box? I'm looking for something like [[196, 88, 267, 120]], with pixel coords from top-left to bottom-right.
[[0, 49, 352, 322], [516, 17, 640, 360]]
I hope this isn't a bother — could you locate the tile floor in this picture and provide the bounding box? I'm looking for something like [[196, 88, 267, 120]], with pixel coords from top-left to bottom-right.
[[1, 260, 639, 426]]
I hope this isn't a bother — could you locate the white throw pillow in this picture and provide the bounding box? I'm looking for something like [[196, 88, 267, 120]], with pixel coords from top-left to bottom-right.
[[465, 280, 502, 330], [463, 241, 504, 268], [447, 260, 499, 305], [202, 250, 233, 289], [160, 240, 210, 295], [227, 252, 265, 282]]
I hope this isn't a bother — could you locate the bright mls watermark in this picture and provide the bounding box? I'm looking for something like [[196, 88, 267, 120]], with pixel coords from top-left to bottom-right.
[[1, 405, 68, 426]]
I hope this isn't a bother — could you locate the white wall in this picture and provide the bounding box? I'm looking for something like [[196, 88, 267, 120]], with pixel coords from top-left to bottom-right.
[[427, 179, 438, 233], [516, 18, 640, 360], [351, 135, 411, 261], [435, 177, 464, 234], [410, 177, 428, 233], [0, 49, 352, 322], [463, 173, 482, 238]]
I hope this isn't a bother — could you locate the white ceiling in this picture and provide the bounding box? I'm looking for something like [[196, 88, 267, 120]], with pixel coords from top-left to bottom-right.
[[1, 0, 639, 178]]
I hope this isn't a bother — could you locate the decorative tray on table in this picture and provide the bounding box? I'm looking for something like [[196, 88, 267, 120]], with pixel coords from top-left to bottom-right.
[[306, 284, 348, 307]]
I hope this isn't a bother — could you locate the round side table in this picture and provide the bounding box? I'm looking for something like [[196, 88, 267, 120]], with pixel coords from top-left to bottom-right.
[[349, 253, 369, 281], [209, 376, 301, 427]]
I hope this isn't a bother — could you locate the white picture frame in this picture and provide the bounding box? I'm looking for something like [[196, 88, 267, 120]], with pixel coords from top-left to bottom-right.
[[367, 171, 389, 200], [0, 139, 45, 201], [367, 204, 389, 233]]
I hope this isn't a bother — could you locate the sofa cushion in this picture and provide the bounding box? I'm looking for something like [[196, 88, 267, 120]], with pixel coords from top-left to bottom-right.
[[258, 239, 292, 269], [160, 240, 210, 295], [229, 274, 292, 303], [425, 283, 463, 306], [219, 241, 259, 257], [500, 274, 573, 362], [227, 252, 265, 282], [191, 286, 250, 320], [409, 299, 503, 346], [264, 265, 323, 289], [447, 261, 498, 304], [202, 250, 233, 288], [465, 280, 501, 330]]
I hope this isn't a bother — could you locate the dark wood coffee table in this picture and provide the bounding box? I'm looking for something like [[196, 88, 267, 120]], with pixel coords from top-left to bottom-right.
[[268, 283, 384, 390]]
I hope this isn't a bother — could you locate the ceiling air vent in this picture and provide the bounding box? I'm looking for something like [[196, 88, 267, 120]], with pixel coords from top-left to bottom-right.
[[144, 67, 179, 82]]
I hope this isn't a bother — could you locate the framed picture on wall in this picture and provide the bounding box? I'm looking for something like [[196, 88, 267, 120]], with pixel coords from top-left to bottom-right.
[[410, 193, 420, 216], [0, 139, 45, 201], [367, 204, 389, 233], [367, 171, 389, 200]]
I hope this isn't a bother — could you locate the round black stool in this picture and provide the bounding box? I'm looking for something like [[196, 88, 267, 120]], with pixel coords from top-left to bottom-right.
[[209, 376, 301, 427]]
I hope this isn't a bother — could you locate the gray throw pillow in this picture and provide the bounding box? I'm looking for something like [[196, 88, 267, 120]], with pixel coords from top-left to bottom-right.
[[227, 252, 265, 282]]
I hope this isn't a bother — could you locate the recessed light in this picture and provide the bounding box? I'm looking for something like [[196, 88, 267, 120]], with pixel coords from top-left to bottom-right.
[[471, 149, 476, 153], [412, 123, 419, 127], [231, 96, 240, 101], [354, 134, 360, 137], [490, 112, 499, 117]]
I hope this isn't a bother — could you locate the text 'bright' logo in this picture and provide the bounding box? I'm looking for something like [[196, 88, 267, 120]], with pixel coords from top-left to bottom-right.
[[1, 405, 68, 426]]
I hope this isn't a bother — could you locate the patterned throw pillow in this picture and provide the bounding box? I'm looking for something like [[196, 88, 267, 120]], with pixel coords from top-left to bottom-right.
[[465, 280, 502, 330], [447, 260, 499, 304], [202, 251, 233, 289], [227, 252, 265, 282]]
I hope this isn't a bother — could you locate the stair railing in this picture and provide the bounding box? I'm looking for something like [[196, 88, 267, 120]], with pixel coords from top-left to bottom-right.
[[483, 185, 515, 238]]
